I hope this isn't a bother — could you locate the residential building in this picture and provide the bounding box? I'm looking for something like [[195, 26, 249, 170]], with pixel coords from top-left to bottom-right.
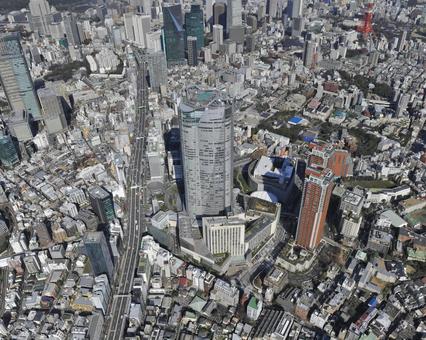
[[296, 168, 334, 249]]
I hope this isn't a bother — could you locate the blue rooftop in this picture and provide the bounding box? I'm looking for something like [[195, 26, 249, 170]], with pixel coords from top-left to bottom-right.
[[288, 116, 303, 124]]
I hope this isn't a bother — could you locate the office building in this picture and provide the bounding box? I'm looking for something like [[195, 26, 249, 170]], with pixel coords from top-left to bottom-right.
[[296, 168, 334, 249], [88, 186, 115, 224], [123, 12, 135, 42], [83, 232, 114, 281], [0, 132, 19, 167], [303, 34, 317, 68], [28, 0, 52, 36], [227, 0, 242, 33], [213, 24, 224, 46], [185, 4, 204, 53], [179, 86, 234, 217], [206, 0, 214, 25], [213, 2, 227, 32], [23, 255, 41, 274], [7, 113, 33, 142], [111, 26, 123, 49], [291, 0, 303, 18], [133, 14, 151, 47], [187, 36, 198, 66], [267, 0, 279, 18], [202, 216, 245, 257], [37, 88, 68, 134], [396, 93, 410, 117], [397, 30, 407, 52], [146, 50, 167, 91], [162, 4, 185, 66], [146, 31, 162, 52], [292, 16, 304, 37], [0, 33, 42, 121], [63, 13, 81, 46]]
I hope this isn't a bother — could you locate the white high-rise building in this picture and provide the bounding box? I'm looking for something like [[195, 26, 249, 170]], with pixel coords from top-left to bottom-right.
[[37, 87, 68, 134], [202, 216, 245, 257], [291, 0, 303, 18], [123, 12, 135, 41], [146, 31, 162, 52], [29, 0, 52, 36], [213, 24, 223, 45], [132, 14, 151, 47], [227, 0, 242, 33]]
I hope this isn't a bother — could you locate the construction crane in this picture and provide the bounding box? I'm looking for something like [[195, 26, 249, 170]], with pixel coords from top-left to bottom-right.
[[357, 1, 375, 37]]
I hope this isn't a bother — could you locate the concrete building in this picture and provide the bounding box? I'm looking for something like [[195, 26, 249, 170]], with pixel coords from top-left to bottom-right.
[[210, 279, 240, 307], [213, 24, 224, 46], [146, 51, 167, 91], [179, 86, 234, 218], [227, 0, 242, 33], [202, 216, 245, 257], [37, 87, 68, 134], [29, 0, 52, 36], [0, 132, 19, 167], [296, 168, 334, 249], [63, 13, 81, 46]]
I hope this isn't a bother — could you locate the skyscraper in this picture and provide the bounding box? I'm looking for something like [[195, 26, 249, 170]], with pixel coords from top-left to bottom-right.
[[63, 13, 81, 47], [28, 0, 52, 36], [179, 86, 234, 217], [162, 4, 185, 66], [303, 36, 317, 68], [213, 24, 224, 46], [227, 0, 242, 33], [291, 0, 303, 18], [146, 50, 167, 91], [185, 4, 204, 53], [0, 33, 42, 121], [83, 232, 114, 281], [0, 132, 19, 167], [187, 36, 198, 66], [37, 88, 68, 134], [213, 3, 227, 32], [296, 168, 334, 249], [88, 186, 116, 224], [133, 14, 151, 47]]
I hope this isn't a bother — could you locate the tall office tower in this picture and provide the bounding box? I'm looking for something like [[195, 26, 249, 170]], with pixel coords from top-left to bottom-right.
[[187, 36, 198, 66], [203, 216, 245, 257], [133, 14, 151, 47], [37, 88, 68, 134], [267, 0, 278, 18], [292, 16, 304, 37], [227, 0, 242, 33], [179, 86, 234, 217], [291, 0, 303, 18], [0, 132, 19, 167], [185, 4, 204, 52], [397, 30, 407, 52], [142, 0, 152, 17], [7, 113, 33, 142], [146, 50, 167, 91], [88, 186, 116, 224], [146, 31, 162, 52], [162, 4, 185, 66], [213, 2, 227, 32], [63, 14, 81, 47], [396, 93, 410, 117], [213, 24, 224, 46], [83, 232, 114, 281], [123, 12, 135, 41], [111, 26, 123, 49], [0, 33, 42, 121], [303, 36, 317, 68], [296, 168, 334, 249], [206, 0, 214, 26], [28, 0, 52, 36]]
